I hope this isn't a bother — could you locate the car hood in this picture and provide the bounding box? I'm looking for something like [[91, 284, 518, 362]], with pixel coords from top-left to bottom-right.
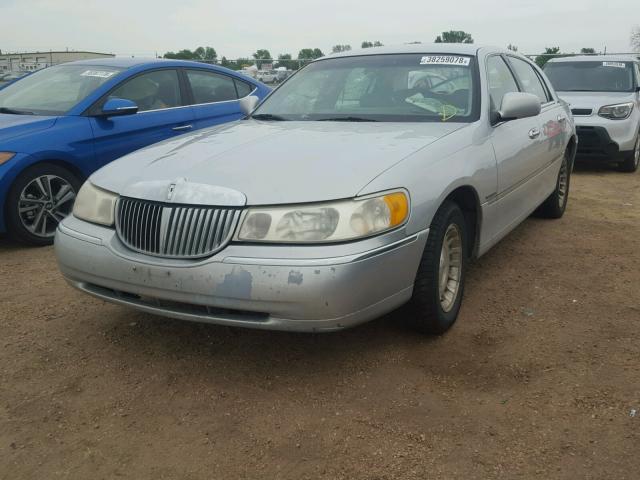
[[91, 120, 467, 205], [0, 113, 58, 143], [556, 91, 636, 112]]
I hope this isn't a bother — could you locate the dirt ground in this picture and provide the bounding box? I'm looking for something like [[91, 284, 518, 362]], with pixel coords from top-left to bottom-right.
[[1, 164, 639, 479]]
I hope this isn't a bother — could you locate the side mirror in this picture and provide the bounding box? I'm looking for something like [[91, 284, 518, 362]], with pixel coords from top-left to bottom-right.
[[239, 95, 260, 116], [100, 98, 139, 117], [498, 92, 541, 122]]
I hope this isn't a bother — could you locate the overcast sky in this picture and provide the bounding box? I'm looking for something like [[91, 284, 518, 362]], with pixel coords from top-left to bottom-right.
[[1, 0, 638, 58]]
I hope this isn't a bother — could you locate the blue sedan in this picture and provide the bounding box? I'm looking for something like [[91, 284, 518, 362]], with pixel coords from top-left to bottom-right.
[[0, 58, 270, 245]]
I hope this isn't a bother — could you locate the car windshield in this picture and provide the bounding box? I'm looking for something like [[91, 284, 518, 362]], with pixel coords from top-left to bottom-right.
[[544, 61, 635, 92], [0, 64, 122, 115], [253, 54, 478, 122]]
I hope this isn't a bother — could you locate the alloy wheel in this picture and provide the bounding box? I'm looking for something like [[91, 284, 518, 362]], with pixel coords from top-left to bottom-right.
[[18, 175, 76, 238], [557, 158, 569, 209], [438, 223, 463, 313]]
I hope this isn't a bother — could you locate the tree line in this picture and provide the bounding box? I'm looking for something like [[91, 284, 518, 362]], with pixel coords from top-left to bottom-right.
[[162, 28, 640, 71]]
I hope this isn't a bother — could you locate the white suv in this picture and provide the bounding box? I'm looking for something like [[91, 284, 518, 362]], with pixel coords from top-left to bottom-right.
[[544, 55, 640, 172]]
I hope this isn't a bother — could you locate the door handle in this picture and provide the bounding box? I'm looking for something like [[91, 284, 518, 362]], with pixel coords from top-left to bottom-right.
[[557, 115, 567, 123], [172, 124, 193, 132], [528, 128, 540, 139]]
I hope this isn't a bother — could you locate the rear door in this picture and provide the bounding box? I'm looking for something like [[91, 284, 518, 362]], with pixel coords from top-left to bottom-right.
[[89, 69, 195, 168], [486, 54, 547, 235], [183, 68, 255, 129]]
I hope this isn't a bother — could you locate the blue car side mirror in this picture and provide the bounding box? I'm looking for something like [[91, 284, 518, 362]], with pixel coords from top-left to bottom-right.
[[100, 98, 139, 117]]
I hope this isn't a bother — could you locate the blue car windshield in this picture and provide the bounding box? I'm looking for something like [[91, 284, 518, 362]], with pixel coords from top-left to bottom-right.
[[0, 64, 123, 115], [253, 54, 479, 122]]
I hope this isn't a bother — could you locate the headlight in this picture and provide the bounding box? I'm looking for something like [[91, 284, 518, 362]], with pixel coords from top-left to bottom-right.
[[0, 152, 16, 165], [72, 181, 118, 226], [598, 102, 634, 120], [237, 191, 409, 243]]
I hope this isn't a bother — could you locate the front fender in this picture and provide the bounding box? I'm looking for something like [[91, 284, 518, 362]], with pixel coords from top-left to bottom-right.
[[0, 150, 89, 233], [0, 152, 35, 231], [357, 124, 497, 235]]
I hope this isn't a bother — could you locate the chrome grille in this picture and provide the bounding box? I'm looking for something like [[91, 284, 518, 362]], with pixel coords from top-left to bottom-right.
[[116, 197, 242, 258]]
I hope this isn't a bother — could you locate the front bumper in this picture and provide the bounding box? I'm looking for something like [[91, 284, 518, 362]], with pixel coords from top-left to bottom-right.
[[55, 215, 428, 332], [574, 115, 638, 160], [575, 125, 619, 158]]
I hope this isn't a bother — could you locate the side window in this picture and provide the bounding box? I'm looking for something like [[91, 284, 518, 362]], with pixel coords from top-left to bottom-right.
[[508, 57, 550, 104], [186, 70, 238, 104], [234, 79, 254, 98], [109, 70, 181, 112], [635, 64, 640, 87], [486, 56, 519, 110]]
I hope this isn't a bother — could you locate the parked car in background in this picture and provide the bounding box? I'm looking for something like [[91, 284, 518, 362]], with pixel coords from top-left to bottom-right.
[[56, 45, 576, 335], [275, 68, 292, 83], [257, 70, 277, 84], [544, 55, 640, 172], [0, 58, 270, 245], [0, 71, 30, 90]]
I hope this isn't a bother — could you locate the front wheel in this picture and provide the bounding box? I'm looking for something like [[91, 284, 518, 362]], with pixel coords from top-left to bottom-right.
[[618, 132, 640, 173], [6, 163, 81, 246], [404, 200, 468, 334]]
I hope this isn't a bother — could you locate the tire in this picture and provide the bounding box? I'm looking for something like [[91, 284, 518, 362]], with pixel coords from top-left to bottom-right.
[[6, 163, 81, 246], [536, 152, 570, 219], [405, 200, 468, 335], [618, 131, 640, 173]]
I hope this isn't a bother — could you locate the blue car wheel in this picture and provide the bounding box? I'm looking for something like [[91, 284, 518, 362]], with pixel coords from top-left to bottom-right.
[[6, 163, 81, 246]]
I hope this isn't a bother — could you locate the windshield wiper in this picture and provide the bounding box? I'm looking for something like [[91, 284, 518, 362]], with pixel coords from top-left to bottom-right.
[[0, 107, 34, 115], [251, 113, 288, 121], [317, 116, 378, 122]]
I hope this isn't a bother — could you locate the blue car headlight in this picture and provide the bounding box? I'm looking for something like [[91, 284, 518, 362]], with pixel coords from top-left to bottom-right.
[[0, 152, 16, 165]]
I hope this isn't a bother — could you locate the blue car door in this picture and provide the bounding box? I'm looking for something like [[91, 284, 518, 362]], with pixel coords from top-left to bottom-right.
[[89, 68, 194, 168], [183, 69, 253, 129]]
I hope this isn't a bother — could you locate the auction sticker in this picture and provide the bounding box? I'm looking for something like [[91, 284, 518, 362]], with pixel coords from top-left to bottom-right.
[[602, 61, 625, 68], [80, 70, 116, 78], [420, 55, 470, 66]]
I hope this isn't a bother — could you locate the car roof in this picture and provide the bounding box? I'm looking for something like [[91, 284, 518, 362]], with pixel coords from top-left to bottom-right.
[[547, 55, 639, 64], [326, 43, 498, 59], [60, 57, 226, 69]]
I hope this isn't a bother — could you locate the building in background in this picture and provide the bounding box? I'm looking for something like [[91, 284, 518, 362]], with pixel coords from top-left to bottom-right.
[[0, 50, 115, 72]]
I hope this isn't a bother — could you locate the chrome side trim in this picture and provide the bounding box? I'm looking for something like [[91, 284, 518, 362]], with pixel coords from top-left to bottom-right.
[[488, 153, 563, 204], [135, 87, 258, 115]]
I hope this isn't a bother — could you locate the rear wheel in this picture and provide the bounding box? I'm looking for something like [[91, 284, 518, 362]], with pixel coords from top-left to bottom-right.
[[618, 131, 640, 173], [6, 163, 81, 246], [405, 200, 467, 334], [536, 152, 570, 219]]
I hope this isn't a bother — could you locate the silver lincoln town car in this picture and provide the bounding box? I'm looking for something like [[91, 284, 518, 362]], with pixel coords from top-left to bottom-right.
[[55, 44, 576, 334]]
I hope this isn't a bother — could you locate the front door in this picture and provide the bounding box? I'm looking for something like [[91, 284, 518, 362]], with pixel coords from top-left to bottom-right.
[[486, 55, 547, 236], [89, 69, 195, 168], [507, 56, 568, 170]]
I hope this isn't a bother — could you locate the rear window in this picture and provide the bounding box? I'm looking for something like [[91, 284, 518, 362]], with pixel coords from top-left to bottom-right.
[[235, 79, 254, 98], [544, 61, 635, 92]]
